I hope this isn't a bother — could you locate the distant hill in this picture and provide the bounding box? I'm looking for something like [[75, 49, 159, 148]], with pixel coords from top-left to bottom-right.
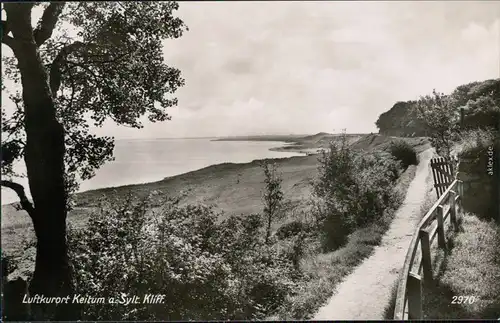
[[212, 134, 308, 142], [349, 133, 430, 153], [269, 132, 366, 154], [213, 132, 367, 155], [300, 132, 331, 141]]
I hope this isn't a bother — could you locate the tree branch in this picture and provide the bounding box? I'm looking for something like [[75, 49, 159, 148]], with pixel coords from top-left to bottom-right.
[[66, 60, 100, 83], [73, 50, 133, 65], [3, 3, 35, 41], [47, 38, 133, 96], [1, 19, 18, 51], [67, 65, 77, 111], [49, 41, 87, 95], [1, 180, 35, 218], [33, 2, 66, 47]]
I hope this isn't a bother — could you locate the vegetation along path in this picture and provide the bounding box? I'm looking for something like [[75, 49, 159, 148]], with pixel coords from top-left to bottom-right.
[[313, 148, 435, 320]]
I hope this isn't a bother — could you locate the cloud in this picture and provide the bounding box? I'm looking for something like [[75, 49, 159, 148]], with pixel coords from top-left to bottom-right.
[[3, 2, 499, 139], [150, 1, 499, 138]]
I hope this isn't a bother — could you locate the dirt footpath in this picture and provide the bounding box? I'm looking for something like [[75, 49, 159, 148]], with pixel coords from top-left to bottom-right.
[[313, 148, 435, 320]]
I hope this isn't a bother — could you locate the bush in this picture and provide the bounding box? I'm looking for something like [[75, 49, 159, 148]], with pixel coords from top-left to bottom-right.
[[313, 134, 403, 251], [318, 204, 352, 250], [351, 152, 403, 227], [312, 134, 358, 250], [67, 192, 299, 321], [276, 220, 306, 240], [389, 140, 418, 169]]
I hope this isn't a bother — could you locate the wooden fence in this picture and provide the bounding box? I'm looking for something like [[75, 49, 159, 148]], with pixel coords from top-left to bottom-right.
[[430, 157, 456, 199], [393, 179, 464, 320]]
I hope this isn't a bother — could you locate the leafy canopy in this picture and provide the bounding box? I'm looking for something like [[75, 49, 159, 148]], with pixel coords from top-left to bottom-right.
[[415, 90, 460, 157], [2, 2, 187, 195]]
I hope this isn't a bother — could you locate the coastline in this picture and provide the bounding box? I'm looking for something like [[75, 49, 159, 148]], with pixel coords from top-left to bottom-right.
[[1, 152, 316, 251], [1, 152, 318, 255], [1, 134, 431, 256], [1, 133, 430, 212], [0, 138, 305, 206]]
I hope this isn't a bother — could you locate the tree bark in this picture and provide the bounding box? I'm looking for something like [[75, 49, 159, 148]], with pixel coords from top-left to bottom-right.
[[4, 3, 76, 320], [265, 214, 272, 245], [0, 180, 35, 218]]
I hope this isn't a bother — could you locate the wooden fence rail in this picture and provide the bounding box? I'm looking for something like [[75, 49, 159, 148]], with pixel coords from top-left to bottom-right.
[[393, 179, 464, 320]]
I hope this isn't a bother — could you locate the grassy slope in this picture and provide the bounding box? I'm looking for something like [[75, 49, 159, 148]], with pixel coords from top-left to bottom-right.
[[422, 213, 500, 320], [382, 213, 500, 320], [1, 155, 319, 255]]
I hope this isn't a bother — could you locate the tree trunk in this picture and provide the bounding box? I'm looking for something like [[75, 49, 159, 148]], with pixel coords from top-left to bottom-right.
[[9, 10, 76, 321], [265, 214, 272, 245]]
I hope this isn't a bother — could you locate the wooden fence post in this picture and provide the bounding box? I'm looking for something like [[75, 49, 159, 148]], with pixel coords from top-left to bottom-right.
[[407, 272, 423, 320], [449, 190, 458, 232], [419, 228, 433, 284], [436, 205, 446, 249]]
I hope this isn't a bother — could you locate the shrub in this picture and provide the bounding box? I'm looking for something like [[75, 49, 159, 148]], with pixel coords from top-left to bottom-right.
[[351, 152, 403, 227], [312, 133, 358, 250], [318, 204, 352, 250], [312, 134, 403, 251], [389, 140, 418, 169], [276, 220, 306, 240], [67, 192, 298, 321], [313, 134, 357, 202]]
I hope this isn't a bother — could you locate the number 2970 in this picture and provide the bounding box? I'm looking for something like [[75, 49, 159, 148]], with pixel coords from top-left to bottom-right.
[[451, 296, 476, 304]]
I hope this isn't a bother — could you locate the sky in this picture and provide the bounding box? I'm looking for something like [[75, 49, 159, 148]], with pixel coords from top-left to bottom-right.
[[3, 1, 500, 139]]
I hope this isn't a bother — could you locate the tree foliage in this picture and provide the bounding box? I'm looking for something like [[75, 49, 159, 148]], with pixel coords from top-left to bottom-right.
[[415, 89, 460, 157], [1, 2, 188, 319], [375, 78, 500, 143], [66, 193, 299, 321], [2, 1, 187, 196], [375, 101, 428, 137], [451, 79, 500, 130]]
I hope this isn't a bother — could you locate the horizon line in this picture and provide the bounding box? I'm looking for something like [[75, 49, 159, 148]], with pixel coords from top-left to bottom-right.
[[114, 131, 373, 141]]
